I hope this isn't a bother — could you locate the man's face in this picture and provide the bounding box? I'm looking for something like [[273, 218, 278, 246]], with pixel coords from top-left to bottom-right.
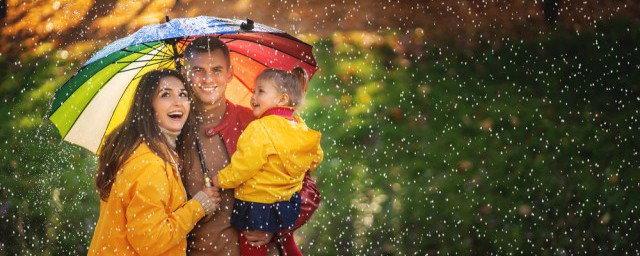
[[183, 49, 233, 107]]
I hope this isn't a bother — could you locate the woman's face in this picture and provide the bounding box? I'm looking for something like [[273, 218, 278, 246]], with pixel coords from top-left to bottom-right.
[[152, 76, 190, 132]]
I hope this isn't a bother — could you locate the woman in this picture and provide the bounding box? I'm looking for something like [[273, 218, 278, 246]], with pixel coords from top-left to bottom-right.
[[88, 69, 220, 255]]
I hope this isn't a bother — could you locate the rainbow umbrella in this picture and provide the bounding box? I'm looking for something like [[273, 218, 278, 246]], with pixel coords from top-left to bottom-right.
[[47, 16, 317, 153]]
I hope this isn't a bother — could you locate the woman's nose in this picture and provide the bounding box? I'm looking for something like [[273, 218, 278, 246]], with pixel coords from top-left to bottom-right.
[[172, 95, 187, 105]]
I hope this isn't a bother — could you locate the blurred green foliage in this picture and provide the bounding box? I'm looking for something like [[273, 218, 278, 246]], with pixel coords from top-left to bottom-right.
[[0, 53, 99, 255], [1, 19, 639, 255], [301, 19, 639, 255]]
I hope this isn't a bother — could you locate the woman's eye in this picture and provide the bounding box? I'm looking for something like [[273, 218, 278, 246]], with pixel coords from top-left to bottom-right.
[[179, 92, 188, 97], [161, 92, 170, 97]]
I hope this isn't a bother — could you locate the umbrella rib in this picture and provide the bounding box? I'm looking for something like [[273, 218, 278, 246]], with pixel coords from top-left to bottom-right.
[[157, 58, 175, 68], [226, 50, 269, 93], [223, 33, 315, 56], [47, 65, 91, 117], [122, 43, 166, 57], [50, 44, 156, 117], [121, 49, 163, 57], [142, 42, 162, 50], [130, 58, 174, 80], [115, 57, 171, 64], [233, 72, 258, 94], [156, 59, 170, 70], [223, 37, 317, 68], [228, 31, 313, 46], [178, 39, 190, 54], [118, 56, 170, 72], [153, 43, 178, 58], [119, 65, 148, 73], [268, 32, 314, 47], [229, 49, 269, 69]]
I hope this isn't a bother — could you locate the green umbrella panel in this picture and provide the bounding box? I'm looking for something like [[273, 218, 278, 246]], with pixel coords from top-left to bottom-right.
[[48, 42, 176, 153]]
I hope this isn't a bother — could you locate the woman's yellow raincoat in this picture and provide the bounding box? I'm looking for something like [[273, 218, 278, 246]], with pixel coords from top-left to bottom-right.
[[88, 142, 205, 255]]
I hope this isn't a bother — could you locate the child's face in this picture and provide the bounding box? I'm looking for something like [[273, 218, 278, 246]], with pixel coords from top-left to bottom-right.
[[250, 79, 288, 117]]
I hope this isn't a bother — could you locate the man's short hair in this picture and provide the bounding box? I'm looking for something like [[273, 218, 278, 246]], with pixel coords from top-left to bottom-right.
[[183, 36, 231, 67]]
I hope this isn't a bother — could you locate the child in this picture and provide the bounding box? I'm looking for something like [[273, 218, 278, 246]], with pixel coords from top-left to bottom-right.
[[212, 67, 323, 256]]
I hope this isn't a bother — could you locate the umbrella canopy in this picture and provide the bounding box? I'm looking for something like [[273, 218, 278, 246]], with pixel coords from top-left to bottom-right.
[[47, 16, 317, 153]]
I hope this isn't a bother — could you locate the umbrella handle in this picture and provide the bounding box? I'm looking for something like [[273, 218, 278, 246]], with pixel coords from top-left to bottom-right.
[[195, 136, 212, 187], [204, 176, 212, 188], [201, 175, 215, 222]]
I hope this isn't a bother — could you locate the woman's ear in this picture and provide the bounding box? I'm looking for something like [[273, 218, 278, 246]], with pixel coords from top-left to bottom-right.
[[277, 93, 291, 107]]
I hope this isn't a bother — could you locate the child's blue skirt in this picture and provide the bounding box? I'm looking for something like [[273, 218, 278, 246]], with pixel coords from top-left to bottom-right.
[[231, 193, 301, 233]]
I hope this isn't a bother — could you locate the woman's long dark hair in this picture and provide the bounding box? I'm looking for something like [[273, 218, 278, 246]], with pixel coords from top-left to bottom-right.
[[95, 69, 197, 201]]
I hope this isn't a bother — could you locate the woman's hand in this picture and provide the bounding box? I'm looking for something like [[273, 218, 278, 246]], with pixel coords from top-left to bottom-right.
[[203, 186, 221, 211], [243, 230, 273, 247]]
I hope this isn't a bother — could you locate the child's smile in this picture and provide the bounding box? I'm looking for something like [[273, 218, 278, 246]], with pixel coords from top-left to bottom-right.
[[250, 80, 288, 118]]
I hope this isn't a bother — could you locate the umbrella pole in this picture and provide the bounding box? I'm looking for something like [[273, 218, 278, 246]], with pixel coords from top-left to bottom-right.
[[165, 16, 183, 73], [195, 136, 212, 188], [165, 16, 205, 187]]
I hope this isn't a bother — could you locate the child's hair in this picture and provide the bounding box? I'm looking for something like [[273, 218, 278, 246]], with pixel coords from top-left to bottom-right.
[[256, 67, 309, 108], [95, 69, 196, 201]]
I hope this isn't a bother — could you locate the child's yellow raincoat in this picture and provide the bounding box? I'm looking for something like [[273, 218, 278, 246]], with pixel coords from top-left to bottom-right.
[[218, 114, 323, 204]]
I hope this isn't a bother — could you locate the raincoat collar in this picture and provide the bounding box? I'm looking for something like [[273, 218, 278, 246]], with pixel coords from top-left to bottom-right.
[[260, 107, 295, 120]]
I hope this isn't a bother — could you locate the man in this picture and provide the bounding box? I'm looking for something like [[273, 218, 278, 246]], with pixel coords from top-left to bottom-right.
[[181, 36, 320, 256]]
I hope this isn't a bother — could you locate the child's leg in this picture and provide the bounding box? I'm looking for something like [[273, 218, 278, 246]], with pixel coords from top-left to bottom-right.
[[240, 231, 268, 256], [277, 232, 302, 256]]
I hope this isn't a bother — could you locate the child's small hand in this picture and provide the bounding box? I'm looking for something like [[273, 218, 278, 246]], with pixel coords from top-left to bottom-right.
[[243, 230, 273, 246], [212, 175, 220, 187]]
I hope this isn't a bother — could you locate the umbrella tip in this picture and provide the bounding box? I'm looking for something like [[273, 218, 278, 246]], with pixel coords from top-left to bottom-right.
[[240, 18, 254, 31], [165, 16, 170, 22]]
